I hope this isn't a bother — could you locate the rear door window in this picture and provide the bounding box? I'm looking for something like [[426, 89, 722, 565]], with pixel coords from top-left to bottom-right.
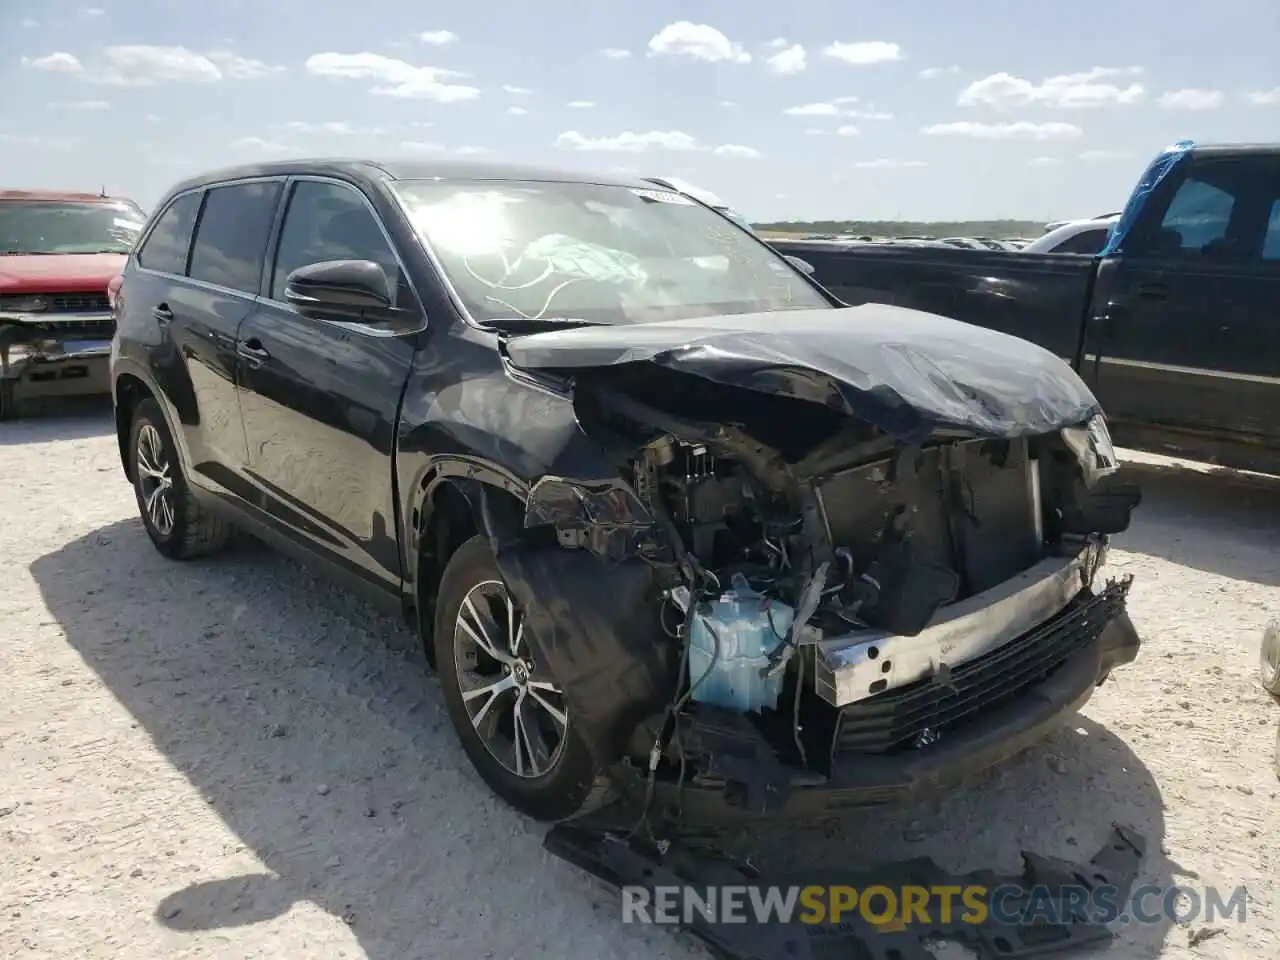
[[1053, 227, 1109, 255], [136, 192, 201, 275], [1159, 179, 1234, 253], [188, 180, 283, 295]]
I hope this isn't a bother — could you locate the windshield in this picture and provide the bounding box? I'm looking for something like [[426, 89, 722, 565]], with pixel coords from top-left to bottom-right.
[[392, 179, 830, 325], [0, 200, 145, 255]]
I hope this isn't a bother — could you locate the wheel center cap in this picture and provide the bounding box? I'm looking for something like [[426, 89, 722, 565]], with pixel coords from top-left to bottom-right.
[[512, 662, 530, 685]]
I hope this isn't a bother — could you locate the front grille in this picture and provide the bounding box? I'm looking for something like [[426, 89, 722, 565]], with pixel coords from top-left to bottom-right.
[[833, 577, 1131, 756], [26, 317, 115, 339], [50, 292, 111, 313]]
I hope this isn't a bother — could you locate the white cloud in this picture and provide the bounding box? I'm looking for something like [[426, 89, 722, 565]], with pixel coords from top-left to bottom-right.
[[305, 52, 479, 102], [720, 100, 738, 108], [419, 30, 458, 45], [1078, 149, 1133, 163], [1028, 156, 1064, 167], [766, 44, 806, 75], [600, 48, 631, 59], [556, 129, 701, 152], [21, 18, 38, 27], [823, 41, 903, 65], [502, 84, 533, 95], [844, 108, 894, 120], [835, 125, 859, 137], [1246, 87, 1280, 105], [230, 136, 292, 154], [764, 37, 789, 49], [49, 99, 111, 110], [783, 102, 840, 116], [713, 144, 761, 158], [207, 50, 285, 80], [284, 120, 359, 135], [921, 121, 1083, 141], [21, 52, 85, 74], [144, 113, 160, 122], [455, 145, 493, 155], [1158, 88, 1223, 111], [959, 66, 1144, 109], [77, 6, 105, 17], [647, 22, 751, 64], [855, 159, 927, 169], [920, 65, 960, 79], [507, 106, 527, 116], [24, 46, 282, 85], [567, 100, 595, 108]]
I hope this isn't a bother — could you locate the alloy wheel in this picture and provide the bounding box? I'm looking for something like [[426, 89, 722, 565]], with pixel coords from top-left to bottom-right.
[[136, 423, 176, 538], [452, 579, 569, 779]]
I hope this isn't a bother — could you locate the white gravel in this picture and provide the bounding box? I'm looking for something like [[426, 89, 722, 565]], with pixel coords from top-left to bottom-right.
[[2, 399, 1278, 960]]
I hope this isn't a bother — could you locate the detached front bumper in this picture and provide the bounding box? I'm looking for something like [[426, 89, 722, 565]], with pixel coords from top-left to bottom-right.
[[0, 311, 113, 399]]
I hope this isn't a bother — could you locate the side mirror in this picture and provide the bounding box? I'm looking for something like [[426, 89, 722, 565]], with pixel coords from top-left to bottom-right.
[[784, 255, 816, 276], [285, 259, 392, 316]]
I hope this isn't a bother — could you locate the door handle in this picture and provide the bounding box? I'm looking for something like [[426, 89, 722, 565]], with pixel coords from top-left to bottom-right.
[[152, 304, 174, 324], [236, 338, 270, 367], [1134, 281, 1169, 301]]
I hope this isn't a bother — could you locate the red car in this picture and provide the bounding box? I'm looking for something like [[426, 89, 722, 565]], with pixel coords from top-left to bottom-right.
[[0, 189, 145, 419]]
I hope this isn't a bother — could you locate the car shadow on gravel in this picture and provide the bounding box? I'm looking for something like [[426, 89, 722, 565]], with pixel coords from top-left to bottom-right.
[[1116, 460, 1280, 587], [0, 396, 114, 445], [32, 518, 1183, 960]]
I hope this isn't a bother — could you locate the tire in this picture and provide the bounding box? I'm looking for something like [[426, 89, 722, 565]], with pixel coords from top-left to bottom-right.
[[0, 380, 16, 422], [433, 535, 600, 821], [1260, 620, 1280, 696], [128, 398, 231, 560]]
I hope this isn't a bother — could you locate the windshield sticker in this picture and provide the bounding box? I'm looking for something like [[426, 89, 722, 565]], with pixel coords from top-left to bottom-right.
[[629, 188, 694, 205]]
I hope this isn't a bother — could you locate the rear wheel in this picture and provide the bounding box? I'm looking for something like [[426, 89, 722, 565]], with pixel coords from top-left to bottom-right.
[[433, 535, 600, 820], [128, 398, 231, 559]]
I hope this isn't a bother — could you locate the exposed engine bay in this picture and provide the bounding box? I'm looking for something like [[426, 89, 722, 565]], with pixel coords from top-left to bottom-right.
[[516, 355, 1141, 816]]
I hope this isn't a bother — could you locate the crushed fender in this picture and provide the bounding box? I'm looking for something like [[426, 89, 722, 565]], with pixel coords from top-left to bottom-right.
[[544, 819, 1146, 960]]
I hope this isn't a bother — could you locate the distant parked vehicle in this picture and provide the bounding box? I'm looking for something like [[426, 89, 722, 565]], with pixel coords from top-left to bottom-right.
[[0, 189, 146, 419], [1023, 216, 1120, 255]]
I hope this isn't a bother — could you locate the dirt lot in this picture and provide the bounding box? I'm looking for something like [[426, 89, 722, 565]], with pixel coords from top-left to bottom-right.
[[2, 400, 1278, 960]]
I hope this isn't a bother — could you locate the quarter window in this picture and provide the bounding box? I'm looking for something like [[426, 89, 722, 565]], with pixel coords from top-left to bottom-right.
[[188, 181, 283, 294], [270, 181, 401, 303], [136, 192, 201, 275], [1053, 227, 1109, 255]]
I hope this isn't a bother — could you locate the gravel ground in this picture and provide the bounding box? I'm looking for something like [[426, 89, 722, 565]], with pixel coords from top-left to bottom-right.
[[2, 399, 1278, 960]]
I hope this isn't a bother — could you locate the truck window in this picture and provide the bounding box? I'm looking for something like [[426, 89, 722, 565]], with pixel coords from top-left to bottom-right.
[[1264, 200, 1280, 261], [137, 192, 201, 275], [1158, 178, 1233, 252], [188, 180, 283, 295]]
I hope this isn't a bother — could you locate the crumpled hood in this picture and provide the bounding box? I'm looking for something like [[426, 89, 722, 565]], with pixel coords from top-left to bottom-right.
[[503, 303, 1102, 442], [0, 253, 127, 294]]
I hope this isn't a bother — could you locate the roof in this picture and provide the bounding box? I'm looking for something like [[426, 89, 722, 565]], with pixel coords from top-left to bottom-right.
[[0, 189, 136, 203], [1189, 142, 1280, 157], [159, 157, 656, 200]]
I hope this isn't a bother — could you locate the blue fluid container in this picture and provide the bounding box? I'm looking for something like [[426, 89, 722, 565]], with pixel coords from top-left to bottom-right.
[[687, 574, 796, 713]]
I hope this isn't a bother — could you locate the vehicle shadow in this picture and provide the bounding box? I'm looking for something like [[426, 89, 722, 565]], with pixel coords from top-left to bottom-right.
[[1115, 458, 1280, 587], [31, 519, 1181, 959], [0, 396, 114, 445]]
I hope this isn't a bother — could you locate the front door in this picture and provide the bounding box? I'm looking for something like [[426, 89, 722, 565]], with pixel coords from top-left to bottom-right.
[[1089, 155, 1280, 462], [235, 177, 421, 595]]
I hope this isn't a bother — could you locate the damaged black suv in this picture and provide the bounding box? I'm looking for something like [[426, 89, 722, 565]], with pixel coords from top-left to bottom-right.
[[111, 159, 1141, 823]]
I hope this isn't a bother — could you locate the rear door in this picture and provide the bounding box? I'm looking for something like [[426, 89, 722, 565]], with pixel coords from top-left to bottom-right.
[[165, 179, 284, 496], [234, 177, 422, 594], [1088, 154, 1280, 460]]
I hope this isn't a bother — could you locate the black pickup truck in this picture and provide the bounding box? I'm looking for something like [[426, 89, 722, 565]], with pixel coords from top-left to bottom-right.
[[770, 141, 1280, 476]]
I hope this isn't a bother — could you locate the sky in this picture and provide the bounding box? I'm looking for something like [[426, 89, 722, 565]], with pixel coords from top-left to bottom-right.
[[3, 0, 1279, 223]]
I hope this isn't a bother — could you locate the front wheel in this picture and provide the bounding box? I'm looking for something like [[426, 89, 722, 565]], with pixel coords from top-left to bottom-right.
[[128, 398, 231, 559], [434, 535, 600, 821]]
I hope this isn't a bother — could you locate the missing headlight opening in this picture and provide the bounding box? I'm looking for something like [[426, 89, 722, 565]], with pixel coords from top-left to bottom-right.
[[518, 367, 1140, 820]]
